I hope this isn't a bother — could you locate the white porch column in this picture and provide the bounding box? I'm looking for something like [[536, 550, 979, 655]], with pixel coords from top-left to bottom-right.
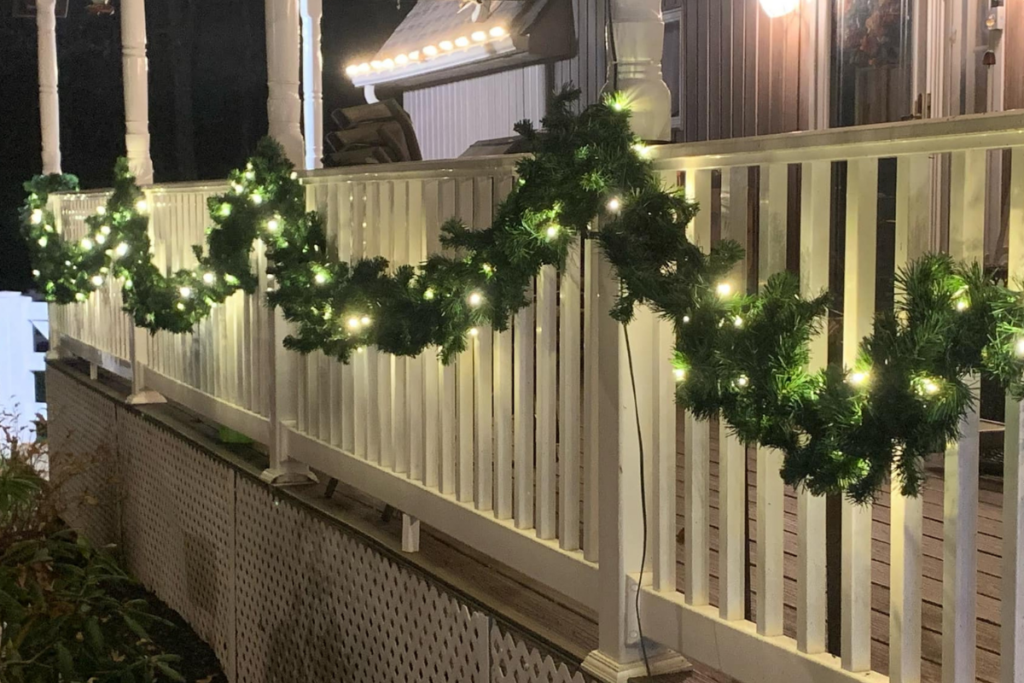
[[121, 0, 154, 185], [266, 0, 305, 166], [36, 0, 61, 174], [606, 0, 671, 142], [300, 0, 324, 170]]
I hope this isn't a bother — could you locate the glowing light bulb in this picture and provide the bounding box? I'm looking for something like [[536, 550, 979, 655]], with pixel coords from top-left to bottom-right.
[[921, 378, 940, 395], [1016, 338, 1024, 357], [267, 217, 280, 231], [135, 199, 149, 213], [733, 316, 744, 328], [472, 30, 487, 42], [290, 172, 298, 180], [424, 288, 435, 300], [682, 315, 691, 324], [716, 282, 732, 297], [849, 371, 869, 387], [32, 269, 40, 277], [220, 203, 232, 217], [489, 26, 507, 38], [75, 293, 86, 302], [91, 275, 104, 287], [546, 225, 560, 239], [440, 40, 454, 51], [455, 36, 469, 48], [469, 327, 479, 337], [30, 209, 43, 225], [100, 224, 111, 235], [382, 58, 395, 68], [203, 272, 216, 285], [37, 236, 48, 247], [95, 234, 106, 245], [735, 375, 749, 388], [115, 242, 129, 257], [233, 183, 244, 194], [633, 143, 651, 158], [468, 291, 483, 307], [606, 197, 622, 213], [408, 51, 420, 61], [674, 368, 686, 381], [96, 206, 107, 216], [361, 316, 372, 326], [423, 45, 438, 57], [346, 65, 359, 76], [357, 63, 371, 74], [371, 60, 383, 70], [314, 272, 327, 285], [956, 299, 969, 312], [81, 237, 93, 250], [348, 317, 361, 330], [395, 54, 408, 66], [759, 0, 799, 18], [250, 192, 263, 205], [177, 302, 186, 311], [179, 286, 192, 299]]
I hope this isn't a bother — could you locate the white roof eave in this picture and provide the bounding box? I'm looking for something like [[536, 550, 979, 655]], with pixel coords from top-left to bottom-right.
[[352, 36, 524, 90]]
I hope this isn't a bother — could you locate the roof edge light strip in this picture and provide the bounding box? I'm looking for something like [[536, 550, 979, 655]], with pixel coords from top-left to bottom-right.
[[345, 26, 508, 78]]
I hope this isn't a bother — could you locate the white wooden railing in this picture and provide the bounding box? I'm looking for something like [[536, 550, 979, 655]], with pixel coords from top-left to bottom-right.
[[47, 110, 1024, 683]]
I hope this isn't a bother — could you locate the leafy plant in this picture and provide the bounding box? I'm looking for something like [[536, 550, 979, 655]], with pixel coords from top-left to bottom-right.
[[0, 415, 184, 683]]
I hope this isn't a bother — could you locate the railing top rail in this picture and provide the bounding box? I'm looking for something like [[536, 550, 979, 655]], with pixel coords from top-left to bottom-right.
[[301, 153, 523, 183], [651, 109, 1024, 170], [143, 179, 230, 194]]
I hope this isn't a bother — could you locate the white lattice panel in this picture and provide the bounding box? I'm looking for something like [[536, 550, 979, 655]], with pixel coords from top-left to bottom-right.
[[45, 367, 121, 548], [117, 408, 236, 682], [234, 478, 489, 683], [490, 626, 588, 683]]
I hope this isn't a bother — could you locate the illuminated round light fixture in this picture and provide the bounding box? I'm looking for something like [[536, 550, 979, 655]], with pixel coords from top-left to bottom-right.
[[371, 60, 383, 70], [454, 36, 469, 48], [759, 0, 798, 18], [346, 65, 359, 76], [439, 40, 455, 51], [423, 45, 438, 57], [489, 26, 507, 38], [395, 54, 408, 66], [358, 63, 371, 74], [408, 50, 421, 61], [382, 58, 395, 69], [471, 30, 487, 42]]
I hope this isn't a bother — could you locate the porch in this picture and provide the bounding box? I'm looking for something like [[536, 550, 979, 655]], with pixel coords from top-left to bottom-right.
[[44, 108, 1024, 683]]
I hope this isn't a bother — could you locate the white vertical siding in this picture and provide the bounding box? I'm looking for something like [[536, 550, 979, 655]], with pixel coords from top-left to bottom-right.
[[404, 66, 547, 160]]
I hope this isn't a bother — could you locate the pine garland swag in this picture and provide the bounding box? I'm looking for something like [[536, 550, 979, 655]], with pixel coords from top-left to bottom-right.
[[23, 88, 1024, 503]]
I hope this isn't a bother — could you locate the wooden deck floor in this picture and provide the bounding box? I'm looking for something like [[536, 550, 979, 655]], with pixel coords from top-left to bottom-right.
[[677, 411, 1004, 683]]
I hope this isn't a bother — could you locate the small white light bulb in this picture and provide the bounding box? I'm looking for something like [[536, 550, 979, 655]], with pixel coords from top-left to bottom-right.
[[115, 242, 129, 257], [735, 375, 749, 388], [96, 206, 107, 216], [30, 209, 43, 225], [424, 288, 436, 300], [91, 275, 104, 287], [471, 30, 487, 42], [100, 224, 111, 235], [606, 197, 622, 213], [81, 237, 93, 250], [716, 282, 732, 297], [267, 217, 280, 231], [1016, 338, 1024, 358], [489, 26, 507, 38], [314, 272, 327, 285], [454, 36, 469, 48], [348, 317, 361, 330], [849, 371, 869, 387], [220, 203, 232, 217], [440, 40, 454, 51], [674, 368, 686, 381], [546, 225, 560, 239], [179, 286, 192, 299], [468, 291, 483, 307], [135, 199, 149, 213], [360, 316, 371, 326], [251, 193, 263, 205], [203, 272, 216, 285], [469, 327, 479, 337], [37, 236, 48, 247]]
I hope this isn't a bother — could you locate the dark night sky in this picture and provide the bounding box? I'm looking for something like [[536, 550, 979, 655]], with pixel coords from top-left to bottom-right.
[[0, 0, 411, 293]]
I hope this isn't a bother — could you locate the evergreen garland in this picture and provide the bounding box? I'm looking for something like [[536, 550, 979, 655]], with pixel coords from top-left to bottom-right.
[[22, 89, 1024, 503]]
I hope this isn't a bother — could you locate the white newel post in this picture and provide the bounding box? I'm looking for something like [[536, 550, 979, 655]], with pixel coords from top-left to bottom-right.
[[266, 0, 305, 166], [300, 0, 324, 170], [605, 0, 671, 142], [37, 0, 61, 174], [120, 0, 154, 185]]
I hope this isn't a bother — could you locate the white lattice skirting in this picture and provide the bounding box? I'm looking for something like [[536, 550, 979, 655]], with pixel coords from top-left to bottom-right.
[[46, 365, 590, 683]]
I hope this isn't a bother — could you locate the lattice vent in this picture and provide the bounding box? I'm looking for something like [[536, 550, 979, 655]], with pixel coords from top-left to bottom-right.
[[490, 626, 589, 683], [117, 407, 236, 682], [45, 368, 120, 548], [234, 477, 489, 683]]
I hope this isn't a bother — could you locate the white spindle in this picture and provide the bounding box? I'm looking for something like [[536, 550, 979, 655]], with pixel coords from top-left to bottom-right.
[[719, 166, 748, 621], [494, 178, 516, 519], [514, 289, 536, 529], [889, 153, 930, 681], [1004, 146, 1024, 683], [473, 177, 495, 510], [582, 238, 600, 562], [756, 162, 787, 637], [423, 180, 441, 488], [365, 183, 382, 464], [683, 168, 712, 606], [353, 185, 369, 458], [391, 181, 409, 473], [536, 265, 558, 539], [841, 157, 878, 673], [797, 161, 829, 654], [943, 149, 984, 683], [558, 241, 582, 550], [439, 180, 458, 494]]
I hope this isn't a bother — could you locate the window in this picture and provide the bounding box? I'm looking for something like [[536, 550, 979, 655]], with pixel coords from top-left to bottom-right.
[[32, 324, 49, 354], [33, 371, 46, 404], [663, 9, 682, 131]]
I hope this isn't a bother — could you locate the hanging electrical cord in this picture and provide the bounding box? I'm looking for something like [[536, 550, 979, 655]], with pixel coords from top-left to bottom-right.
[[622, 323, 652, 678], [605, 0, 619, 91]]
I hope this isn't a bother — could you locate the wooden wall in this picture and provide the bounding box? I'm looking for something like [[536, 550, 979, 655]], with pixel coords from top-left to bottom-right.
[[668, 0, 809, 142], [551, 0, 609, 109]]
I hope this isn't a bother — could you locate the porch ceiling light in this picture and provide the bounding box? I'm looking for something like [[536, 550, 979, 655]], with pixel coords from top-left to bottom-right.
[[759, 0, 798, 18], [346, 26, 511, 81]]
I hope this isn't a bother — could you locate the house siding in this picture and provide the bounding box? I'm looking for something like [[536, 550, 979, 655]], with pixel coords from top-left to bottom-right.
[[405, 65, 548, 160]]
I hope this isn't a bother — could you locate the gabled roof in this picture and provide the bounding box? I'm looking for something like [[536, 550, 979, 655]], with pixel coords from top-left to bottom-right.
[[348, 0, 574, 91]]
